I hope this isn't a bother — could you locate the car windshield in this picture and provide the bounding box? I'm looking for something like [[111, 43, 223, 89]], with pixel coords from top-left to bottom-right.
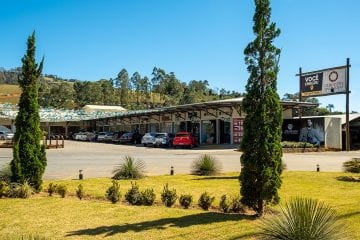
[[176, 133, 189, 137], [155, 133, 166, 138], [144, 133, 156, 137]]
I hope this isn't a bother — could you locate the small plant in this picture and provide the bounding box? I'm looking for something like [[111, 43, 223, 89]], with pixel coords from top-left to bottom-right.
[[179, 194, 193, 209], [112, 156, 146, 179], [7, 181, 33, 198], [76, 184, 85, 200], [106, 180, 121, 204], [161, 183, 177, 207], [47, 183, 57, 196], [0, 180, 9, 198], [198, 191, 215, 210], [0, 163, 11, 183], [230, 195, 244, 213], [219, 194, 231, 213], [259, 197, 347, 240], [191, 154, 222, 176], [125, 182, 142, 205], [343, 158, 360, 173], [56, 184, 67, 198], [141, 188, 156, 206]]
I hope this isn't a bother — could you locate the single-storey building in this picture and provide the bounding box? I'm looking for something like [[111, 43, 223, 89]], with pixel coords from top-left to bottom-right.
[[2, 98, 358, 149]]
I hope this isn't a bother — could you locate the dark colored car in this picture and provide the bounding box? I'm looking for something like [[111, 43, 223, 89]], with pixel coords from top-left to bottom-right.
[[153, 133, 174, 147], [172, 132, 198, 148], [119, 132, 143, 144], [112, 131, 128, 143]]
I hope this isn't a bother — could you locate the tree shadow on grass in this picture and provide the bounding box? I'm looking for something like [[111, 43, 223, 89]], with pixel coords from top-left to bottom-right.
[[66, 212, 256, 237], [192, 176, 239, 180], [338, 211, 360, 219]]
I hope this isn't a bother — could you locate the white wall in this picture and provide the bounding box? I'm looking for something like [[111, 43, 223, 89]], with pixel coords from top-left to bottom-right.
[[324, 117, 342, 149]]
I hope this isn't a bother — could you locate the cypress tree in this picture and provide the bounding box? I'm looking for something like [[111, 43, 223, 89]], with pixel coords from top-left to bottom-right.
[[11, 32, 46, 191], [239, 0, 283, 216]]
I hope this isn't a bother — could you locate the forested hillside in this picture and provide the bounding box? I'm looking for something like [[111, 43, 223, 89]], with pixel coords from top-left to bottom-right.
[[0, 67, 243, 109]]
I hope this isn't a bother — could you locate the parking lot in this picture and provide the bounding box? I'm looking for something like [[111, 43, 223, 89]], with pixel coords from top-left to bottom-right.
[[1, 141, 359, 180]]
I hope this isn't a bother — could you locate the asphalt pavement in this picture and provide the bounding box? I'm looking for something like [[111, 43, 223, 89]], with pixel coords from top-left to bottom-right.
[[1, 141, 359, 180]]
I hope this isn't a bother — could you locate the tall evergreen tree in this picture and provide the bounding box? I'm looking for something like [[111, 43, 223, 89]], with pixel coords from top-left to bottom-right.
[[239, 0, 283, 216], [11, 32, 47, 191], [117, 68, 129, 107]]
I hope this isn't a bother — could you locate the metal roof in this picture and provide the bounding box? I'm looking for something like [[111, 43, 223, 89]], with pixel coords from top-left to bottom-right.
[[0, 98, 318, 122]]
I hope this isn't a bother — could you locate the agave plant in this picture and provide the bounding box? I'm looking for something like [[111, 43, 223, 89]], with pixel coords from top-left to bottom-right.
[[191, 154, 222, 176], [343, 158, 360, 173], [112, 156, 146, 179], [259, 197, 347, 240]]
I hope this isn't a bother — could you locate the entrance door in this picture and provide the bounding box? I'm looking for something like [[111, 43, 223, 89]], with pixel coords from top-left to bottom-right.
[[219, 120, 231, 144]]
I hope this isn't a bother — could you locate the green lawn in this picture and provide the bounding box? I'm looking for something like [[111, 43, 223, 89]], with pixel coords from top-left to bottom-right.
[[0, 172, 359, 239]]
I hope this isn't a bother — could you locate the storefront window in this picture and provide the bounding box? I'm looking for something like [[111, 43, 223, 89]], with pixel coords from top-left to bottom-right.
[[201, 120, 216, 144]]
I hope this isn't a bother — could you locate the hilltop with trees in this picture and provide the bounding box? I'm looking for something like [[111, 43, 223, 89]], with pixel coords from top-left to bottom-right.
[[0, 66, 243, 109]]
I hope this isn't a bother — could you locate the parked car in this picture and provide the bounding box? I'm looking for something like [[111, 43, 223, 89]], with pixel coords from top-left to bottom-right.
[[172, 132, 198, 148], [141, 132, 157, 146], [112, 131, 128, 143], [153, 133, 174, 147], [0, 131, 14, 140], [119, 132, 143, 144], [97, 132, 114, 142], [73, 132, 96, 141]]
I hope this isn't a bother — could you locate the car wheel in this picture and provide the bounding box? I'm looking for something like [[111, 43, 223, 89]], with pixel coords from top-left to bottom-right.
[[189, 144, 193, 149], [173, 145, 177, 149], [143, 143, 147, 147]]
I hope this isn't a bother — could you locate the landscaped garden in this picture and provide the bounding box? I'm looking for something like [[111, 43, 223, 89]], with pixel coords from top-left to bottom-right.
[[0, 171, 359, 239]]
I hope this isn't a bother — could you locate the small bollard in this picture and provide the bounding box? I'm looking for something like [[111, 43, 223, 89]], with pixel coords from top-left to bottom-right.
[[316, 164, 320, 172], [79, 170, 84, 180], [170, 166, 174, 175]]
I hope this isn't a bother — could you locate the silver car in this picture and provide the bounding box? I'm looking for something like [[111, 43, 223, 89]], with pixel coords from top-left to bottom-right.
[[154, 133, 174, 147], [0, 131, 14, 140], [141, 132, 157, 146]]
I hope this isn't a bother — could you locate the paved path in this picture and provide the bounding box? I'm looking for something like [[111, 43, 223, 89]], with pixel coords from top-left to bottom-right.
[[1, 141, 359, 180]]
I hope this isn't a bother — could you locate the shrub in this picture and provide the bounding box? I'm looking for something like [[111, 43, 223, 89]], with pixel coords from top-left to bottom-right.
[[47, 183, 57, 196], [0, 180, 9, 198], [230, 195, 244, 213], [125, 182, 142, 205], [112, 156, 146, 179], [179, 194, 193, 209], [141, 188, 156, 206], [106, 180, 121, 204], [219, 194, 231, 213], [161, 183, 177, 207], [0, 163, 11, 183], [56, 184, 67, 198], [191, 154, 222, 176], [343, 158, 360, 173], [76, 184, 85, 200], [281, 141, 315, 148], [259, 197, 347, 240], [7, 181, 33, 198], [198, 191, 215, 210]]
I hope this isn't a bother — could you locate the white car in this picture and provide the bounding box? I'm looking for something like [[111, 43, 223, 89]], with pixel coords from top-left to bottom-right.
[[97, 132, 114, 142], [141, 132, 157, 146], [73, 132, 96, 141], [0, 131, 14, 140]]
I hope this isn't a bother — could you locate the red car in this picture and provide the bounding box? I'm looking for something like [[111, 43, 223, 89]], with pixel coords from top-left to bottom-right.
[[172, 132, 198, 149]]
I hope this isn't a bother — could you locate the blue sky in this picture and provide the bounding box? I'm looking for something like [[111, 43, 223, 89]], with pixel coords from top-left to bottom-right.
[[0, 0, 359, 112]]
